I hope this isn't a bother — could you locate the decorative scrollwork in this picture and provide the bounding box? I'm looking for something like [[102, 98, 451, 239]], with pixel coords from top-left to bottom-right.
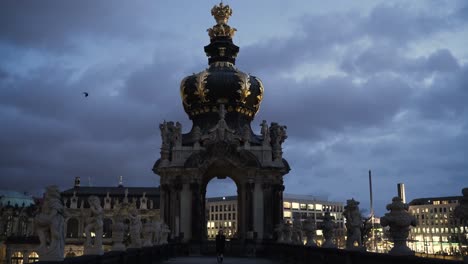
[[180, 76, 190, 107], [236, 72, 251, 104], [194, 71, 210, 103]]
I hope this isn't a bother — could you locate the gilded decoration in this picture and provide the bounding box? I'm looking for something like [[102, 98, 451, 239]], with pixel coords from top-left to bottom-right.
[[180, 76, 190, 107], [207, 3, 237, 39], [194, 71, 210, 103], [253, 76, 264, 111], [236, 72, 251, 104]]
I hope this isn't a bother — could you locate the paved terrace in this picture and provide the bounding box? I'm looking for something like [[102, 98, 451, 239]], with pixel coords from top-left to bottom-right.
[[165, 256, 276, 264]]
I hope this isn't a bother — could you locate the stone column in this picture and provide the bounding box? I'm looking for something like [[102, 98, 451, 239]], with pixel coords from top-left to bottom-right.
[[253, 180, 264, 240], [262, 183, 273, 239], [190, 182, 202, 242], [245, 181, 255, 236], [171, 183, 182, 239], [160, 184, 171, 227], [179, 182, 192, 242], [272, 184, 285, 229]]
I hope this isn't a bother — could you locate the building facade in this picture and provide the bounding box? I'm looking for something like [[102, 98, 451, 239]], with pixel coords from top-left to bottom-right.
[[1, 180, 161, 264], [205, 194, 345, 245], [206, 196, 238, 239], [408, 195, 466, 256]]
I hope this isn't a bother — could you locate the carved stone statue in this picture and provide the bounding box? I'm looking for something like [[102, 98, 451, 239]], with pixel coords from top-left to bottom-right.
[[269, 122, 287, 160], [160, 222, 170, 244], [343, 199, 363, 250], [159, 121, 170, 149], [111, 215, 126, 251], [173, 122, 182, 147], [242, 124, 251, 146], [34, 185, 65, 261], [142, 220, 155, 247], [303, 216, 317, 247], [260, 120, 270, 146], [128, 208, 142, 248], [192, 126, 202, 144], [322, 211, 337, 248], [283, 222, 293, 244], [291, 218, 303, 245], [153, 220, 162, 245], [274, 222, 285, 243], [381, 197, 417, 256], [83, 196, 104, 255]]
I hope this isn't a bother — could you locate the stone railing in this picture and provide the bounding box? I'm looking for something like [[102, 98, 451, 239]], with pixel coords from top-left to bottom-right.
[[36, 244, 188, 264], [259, 243, 465, 264]]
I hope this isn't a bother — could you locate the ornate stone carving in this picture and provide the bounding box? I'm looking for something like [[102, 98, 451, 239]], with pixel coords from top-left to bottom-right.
[[269, 122, 287, 160], [303, 216, 317, 247], [253, 76, 264, 112], [242, 124, 251, 146], [274, 222, 285, 243], [160, 222, 170, 244], [236, 72, 251, 104], [111, 215, 126, 251], [142, 220, 155, 247], [381, 197, 417, 256], [83, 196, 104, 255], [283, 222, 293, 244], [344, 199, 363, 250], [194, 70, 210, 103], [128, 208, 142, 248], [322, 211, 337, 248], [203, 105, 240, 144], [291, 218, 303, 245], [34, 185, 65, 261]]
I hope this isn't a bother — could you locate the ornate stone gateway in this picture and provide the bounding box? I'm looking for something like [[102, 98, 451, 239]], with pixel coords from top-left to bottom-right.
[[153, 3, 290, 243]]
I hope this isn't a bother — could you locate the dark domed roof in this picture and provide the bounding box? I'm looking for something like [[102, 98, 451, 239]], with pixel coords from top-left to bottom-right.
[[179, 3, 264, 133]]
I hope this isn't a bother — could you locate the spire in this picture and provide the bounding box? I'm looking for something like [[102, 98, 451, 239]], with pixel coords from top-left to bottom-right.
[[204, 2, 239, 65]]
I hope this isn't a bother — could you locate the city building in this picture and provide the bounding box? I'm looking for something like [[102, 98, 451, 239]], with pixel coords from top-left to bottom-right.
[[206, 196, 237, 239], [205, 194, 345, 245], [408, 195, 465, 256], [1, 178, 161, 264], [283, 194, 345, 246]]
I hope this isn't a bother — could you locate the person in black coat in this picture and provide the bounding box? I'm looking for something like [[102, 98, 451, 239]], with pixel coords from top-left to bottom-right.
[[215, 229, 226, 263]]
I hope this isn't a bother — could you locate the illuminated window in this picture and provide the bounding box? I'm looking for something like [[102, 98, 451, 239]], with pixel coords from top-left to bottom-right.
[[433, 201, 440, 205], [27, 251, 38, 262], [284, 211, 292, 218], [11, 252, 23, 264], [300, 204, 307, 210], [307, 204, 314, 210], [292, 203, 299, 209], [283, 202, 291, 209], [316, 204, 323, 211]]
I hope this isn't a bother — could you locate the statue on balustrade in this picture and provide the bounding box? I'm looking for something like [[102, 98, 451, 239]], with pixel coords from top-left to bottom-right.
[[34, 185, 65, 261], [303, 215, 317, 247], [321, 211, 337, 248], [129, 207, 142, 248], [343, 199, 364, 250], [83, 196, 104, 255], [381, 197, 416, 256]]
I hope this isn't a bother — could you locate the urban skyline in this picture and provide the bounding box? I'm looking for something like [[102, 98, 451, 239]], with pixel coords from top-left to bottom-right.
[[1, 0, 468, 217]]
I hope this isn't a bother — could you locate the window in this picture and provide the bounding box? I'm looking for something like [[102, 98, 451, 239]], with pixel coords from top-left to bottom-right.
[[228, 213, 231, 220], [292, 202, 299, 209], [211, 206, 214, 212], [433, 200, 440, 205], [232, 213, 236, 220], [215, 205, 218, 212], [28, 252, 39, 263], [11, 252, 23, 264], [300, 204, 307, 210], [224, 205, 227, 211], [307, 204, 314, 210], [315, 204, 323, 211], [284, 211, 292, 218], [215, 214, 218, 220], [228, 205, 231, 211], [283, 202, 291, 209], [66, 218, 79, 238], [220, 205, 223, 212]]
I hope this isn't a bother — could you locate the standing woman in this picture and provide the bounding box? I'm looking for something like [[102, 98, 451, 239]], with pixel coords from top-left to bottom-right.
[[216, 229, 226, 263]]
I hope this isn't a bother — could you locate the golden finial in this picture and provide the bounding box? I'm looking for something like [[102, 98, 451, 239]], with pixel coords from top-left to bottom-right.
[[207, 2, 237, 39], [211, 2, 232, 25]]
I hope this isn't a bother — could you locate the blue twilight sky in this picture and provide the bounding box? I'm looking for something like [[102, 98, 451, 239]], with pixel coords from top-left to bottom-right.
[[0, 0, 467, 216]]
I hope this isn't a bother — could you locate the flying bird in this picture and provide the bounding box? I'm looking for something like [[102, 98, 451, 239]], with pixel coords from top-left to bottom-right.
[[83, 92, 89, 97]]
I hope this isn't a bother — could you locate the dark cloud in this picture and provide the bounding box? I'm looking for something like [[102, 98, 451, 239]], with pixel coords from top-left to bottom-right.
[[0, 1, 467, 216]]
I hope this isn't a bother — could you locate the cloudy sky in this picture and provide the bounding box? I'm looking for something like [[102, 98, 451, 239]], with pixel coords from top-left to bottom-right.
[[1, 0, 467, 216]]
